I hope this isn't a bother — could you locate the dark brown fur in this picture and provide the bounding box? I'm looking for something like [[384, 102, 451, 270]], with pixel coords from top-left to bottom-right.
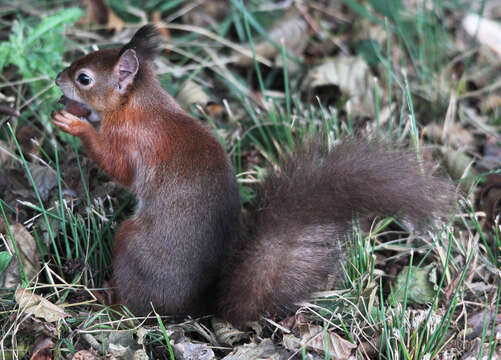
[[53, 26, 454, 326], [218, 141, 455, 326]]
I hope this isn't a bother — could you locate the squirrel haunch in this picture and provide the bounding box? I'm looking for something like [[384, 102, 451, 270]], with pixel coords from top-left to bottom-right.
[[53, 25, 455, 327]]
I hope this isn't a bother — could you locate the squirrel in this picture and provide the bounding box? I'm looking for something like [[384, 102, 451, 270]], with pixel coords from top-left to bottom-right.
[[52, 25, 454, 327]]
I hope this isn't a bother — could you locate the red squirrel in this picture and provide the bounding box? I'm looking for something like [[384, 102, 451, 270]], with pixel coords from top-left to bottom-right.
[[53, 26, 454, 327]]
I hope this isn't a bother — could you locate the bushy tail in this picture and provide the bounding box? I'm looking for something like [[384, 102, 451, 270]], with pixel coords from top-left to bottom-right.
[[218, 140, 455, 327]]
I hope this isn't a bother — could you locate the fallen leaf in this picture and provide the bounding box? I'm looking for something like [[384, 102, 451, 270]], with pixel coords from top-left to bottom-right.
[[72, 350, 98, 360], [17, 126, 43, 160], [107, 327, 144, 358], [465, 308, 501, 340], [176, 80, 210, 110], [222, 339, 280, 360], [443, 148, 476, 190], [30, 336, 55, 360], [478, 174, 501, 225], [481, 94, 501, 112], [392, 265, 437, 305], [151, 11, 171, 48], [235, 8, 309, 66], [423, 123, 474, 149], [78, 0, 107, 26], [462, 14, 501, 59], [78, 0, 124, 33], [0, 169, 37, 222], [29, 163, 58, 201], [106, 6, 124, 33], [283, 324, 356, 360], [15, 288, 68, 322], [477, 136, 501, 172], [151, 327, 216, 360], [205, 102, 225, 119], [0, 251, 13, 275], [62, 154, 94, 199], [173, 340, 215, 360], [212, 318, 248, 346], [303, 56, 376, 116], [182, 0, 231, 29], [0, 140, 11, 166], [441, 92, 473, 147], [460, 337, 501, 360], [0, 223, 40, 289], [83, 330, 151, 360], [0, 104, 20, 117]]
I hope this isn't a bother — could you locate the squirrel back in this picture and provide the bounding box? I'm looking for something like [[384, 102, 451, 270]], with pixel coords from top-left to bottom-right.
[[53, 26, 455, 327]]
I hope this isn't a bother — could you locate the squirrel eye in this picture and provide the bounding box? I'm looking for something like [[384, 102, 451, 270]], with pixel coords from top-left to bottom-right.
[[77, 73, 92, 86]]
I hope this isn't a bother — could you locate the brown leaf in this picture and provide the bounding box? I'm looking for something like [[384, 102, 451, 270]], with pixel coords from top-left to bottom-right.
[[478, 174, 501, 225], [182, 0, 230, 28], [30, 336, 54, 360], [176, 80, 210, 110], [460, 337, 501, 360], [15, 288, 68, 322], [235, 8, 309, 66], [0, 140, 11, 166], [151, 11, 171, 46], [283, 323, 356, 360], [73, 350, 99, 360], [0, 104, 20, 117], [211, 318, 248, 346], [222, 339, 279, 360], [106, 7, 124, 33], [0, 223, 40, 289], [62, 154, 94, 199], [442, 148, 476, 190], [304, 56, 376, 116], [423, 123, 474, 149], [29, 163, 58, 201], [78, 0, 108, 26], [205, 102, 225, 119], [0, 169, 36, 222], [465, 308, 501, 340], [477, 136, 501, 172], [16, 126, 43, 160], [481, 94, 501, 112], [78, 0, 124, 33]]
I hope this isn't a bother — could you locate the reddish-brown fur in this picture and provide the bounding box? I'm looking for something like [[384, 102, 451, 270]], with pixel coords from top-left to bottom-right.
[[54, 26, 240, 317], [53, 26, 455, 327]]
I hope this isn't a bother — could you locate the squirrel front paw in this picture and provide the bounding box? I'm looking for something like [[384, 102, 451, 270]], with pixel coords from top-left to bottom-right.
[[52, 110, 93, 137]]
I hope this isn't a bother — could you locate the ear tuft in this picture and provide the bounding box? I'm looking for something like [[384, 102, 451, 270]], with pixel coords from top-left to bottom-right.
[[115, 49, 139, 94], [119, 25, 160, 62]]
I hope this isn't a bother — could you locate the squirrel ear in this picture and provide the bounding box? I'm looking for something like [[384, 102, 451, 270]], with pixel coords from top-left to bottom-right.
[[115, 49, 139, 94]]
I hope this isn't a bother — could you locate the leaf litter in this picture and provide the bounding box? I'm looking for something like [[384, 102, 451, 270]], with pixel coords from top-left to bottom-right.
[[0, 0, 501, 359]]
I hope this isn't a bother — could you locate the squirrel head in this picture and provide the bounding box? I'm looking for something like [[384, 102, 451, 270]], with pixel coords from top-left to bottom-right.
[[56, 25, 160, 114]]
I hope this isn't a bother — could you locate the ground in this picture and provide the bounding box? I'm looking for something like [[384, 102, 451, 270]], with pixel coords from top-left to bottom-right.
[[0, 0, 500, 359]]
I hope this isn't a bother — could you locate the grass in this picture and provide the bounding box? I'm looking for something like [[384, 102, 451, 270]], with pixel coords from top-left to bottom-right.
[[0, 0, 500, 359]]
